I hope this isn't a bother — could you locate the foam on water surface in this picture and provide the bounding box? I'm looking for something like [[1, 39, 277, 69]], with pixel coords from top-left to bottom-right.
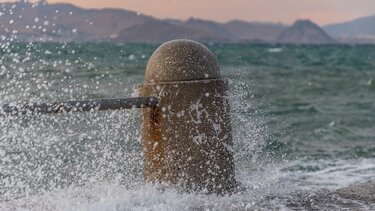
[[0, 157, 297, 210], [1, 161, 374, 210]]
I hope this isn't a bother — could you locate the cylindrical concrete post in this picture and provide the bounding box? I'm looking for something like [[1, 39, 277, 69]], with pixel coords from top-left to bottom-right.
[[139, 39, 236, 195]]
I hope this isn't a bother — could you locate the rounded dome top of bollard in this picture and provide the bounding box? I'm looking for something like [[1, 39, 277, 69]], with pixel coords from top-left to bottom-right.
[[145, 39, 220, 82]]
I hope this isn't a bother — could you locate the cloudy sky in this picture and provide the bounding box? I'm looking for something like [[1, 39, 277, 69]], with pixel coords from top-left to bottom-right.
[[2, 0, 375, 25]]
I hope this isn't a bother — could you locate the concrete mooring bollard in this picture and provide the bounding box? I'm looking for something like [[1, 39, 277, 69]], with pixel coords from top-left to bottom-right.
[[139, 39, 237, 195]]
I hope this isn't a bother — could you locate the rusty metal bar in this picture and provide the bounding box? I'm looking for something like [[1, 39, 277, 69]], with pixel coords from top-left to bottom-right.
[[1, 97, 158, 116]]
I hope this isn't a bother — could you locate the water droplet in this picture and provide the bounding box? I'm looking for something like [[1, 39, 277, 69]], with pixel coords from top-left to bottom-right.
[[128, 54, 136, 60]]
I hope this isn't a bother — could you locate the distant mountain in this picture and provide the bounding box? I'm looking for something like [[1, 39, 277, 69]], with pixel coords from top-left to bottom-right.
[[0, 1, 287, 43], [1, 1, 372, 44], [154, 18, 287, 43], [223, 20, 287, 42], [182, 18, 233, 42], [163, 19, 184, 25], [117, 18, 232, 43], [117, 20, 204, 43], [0, 0, 154, 42], [275, 20, 335, 44], [324, 15, 375, 43]]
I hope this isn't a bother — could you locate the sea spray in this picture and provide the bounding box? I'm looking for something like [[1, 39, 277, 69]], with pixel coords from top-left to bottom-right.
[[1, 43, 375, 209]]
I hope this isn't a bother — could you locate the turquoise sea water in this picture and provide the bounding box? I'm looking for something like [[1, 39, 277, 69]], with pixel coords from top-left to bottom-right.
[[0, 43, 375, 210]]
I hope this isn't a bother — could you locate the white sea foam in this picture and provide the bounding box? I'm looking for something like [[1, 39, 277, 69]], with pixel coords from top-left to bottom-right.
[[0, 164, 291, 211], [266, 48, 283, 53], [2, 158, 374, 210]]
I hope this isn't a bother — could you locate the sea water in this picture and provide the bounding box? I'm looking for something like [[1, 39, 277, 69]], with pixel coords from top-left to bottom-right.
[[0, 43, 375, 210]]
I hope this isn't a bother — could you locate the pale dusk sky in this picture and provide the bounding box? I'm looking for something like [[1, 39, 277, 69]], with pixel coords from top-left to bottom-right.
[[1, 0, 375, 25]]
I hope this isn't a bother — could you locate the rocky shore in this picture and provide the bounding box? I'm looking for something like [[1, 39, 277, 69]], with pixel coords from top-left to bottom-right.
[[336, 181, 375, 203]]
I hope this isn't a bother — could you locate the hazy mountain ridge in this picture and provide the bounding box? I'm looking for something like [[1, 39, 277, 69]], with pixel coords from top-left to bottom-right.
[[223, 20, 287, 42], [0, 1, 373, 43], [0, 1, 154, 42], [0, 0, 290, 43], [117, 18, 288, 43], [276, 20, 335, 44], [324, 15, 375, 43]]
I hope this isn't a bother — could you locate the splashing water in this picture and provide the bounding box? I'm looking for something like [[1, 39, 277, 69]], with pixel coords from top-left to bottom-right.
[[0, 41, 287, 210], [1, 40, 375, 210]]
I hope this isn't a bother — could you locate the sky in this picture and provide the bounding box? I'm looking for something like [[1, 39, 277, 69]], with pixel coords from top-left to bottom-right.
[[1, 0, 375, 25]]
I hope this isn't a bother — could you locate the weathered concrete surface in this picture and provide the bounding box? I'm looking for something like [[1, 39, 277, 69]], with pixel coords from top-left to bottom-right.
[[139, 39, 236, 195], [144, 39, 220, 83], [336, 181, 375, 203]]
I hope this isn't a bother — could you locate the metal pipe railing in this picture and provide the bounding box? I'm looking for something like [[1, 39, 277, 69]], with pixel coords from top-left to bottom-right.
[[1, 97, 158, 116]]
